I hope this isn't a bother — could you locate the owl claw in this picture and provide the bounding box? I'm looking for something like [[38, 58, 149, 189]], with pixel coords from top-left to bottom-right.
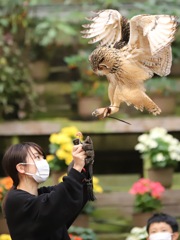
[[92, 107, 110, 119]]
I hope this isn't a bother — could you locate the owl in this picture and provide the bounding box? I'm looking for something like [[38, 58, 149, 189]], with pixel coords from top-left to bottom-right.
[[81, 10, 178, 119]]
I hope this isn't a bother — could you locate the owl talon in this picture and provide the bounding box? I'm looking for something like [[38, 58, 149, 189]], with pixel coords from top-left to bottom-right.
[[92, 107, 110, 119]]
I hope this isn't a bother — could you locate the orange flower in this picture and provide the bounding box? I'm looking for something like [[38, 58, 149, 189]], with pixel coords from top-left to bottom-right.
[[69, 234, 83, 240], [0, 186, 3, 193], [0, 177, 13, 190]]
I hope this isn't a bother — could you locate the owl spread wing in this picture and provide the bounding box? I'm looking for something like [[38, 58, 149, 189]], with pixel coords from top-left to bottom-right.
[[82, 10, 178, 55], [128, 14, 178, 55], [81, 9, 123, 46]]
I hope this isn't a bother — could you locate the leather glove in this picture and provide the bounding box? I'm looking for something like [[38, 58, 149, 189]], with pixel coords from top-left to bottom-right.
[[73, 135, 95, 201]]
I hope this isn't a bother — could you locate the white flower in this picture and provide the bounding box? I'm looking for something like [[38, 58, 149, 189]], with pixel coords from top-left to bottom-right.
[[147, 139, 158, 149], [149, 127, 167, 139], [126, 236, 139, 240], [169, 152, 180, 161], [155, 153, 165, 162], [170, 138, 179, 146], [135, 127, 180, 166], [138, 134, 150, 143], [135, 143, 147, 152], [163, 134, 173, 143], [126, 227, 148, 240], [131, 227, 145, 234]]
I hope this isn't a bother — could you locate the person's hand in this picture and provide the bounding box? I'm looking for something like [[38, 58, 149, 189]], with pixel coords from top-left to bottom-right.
[[72, 144, 87, 172]]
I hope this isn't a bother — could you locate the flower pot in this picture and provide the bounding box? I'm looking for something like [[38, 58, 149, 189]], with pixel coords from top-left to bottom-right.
[[0, 214, 9, 234], [28, 60, 50, 81], [51, 170, 66, 185], [132, 212, 154, 227], [78, 97, 102, 119], [147, 168, 174, 188]]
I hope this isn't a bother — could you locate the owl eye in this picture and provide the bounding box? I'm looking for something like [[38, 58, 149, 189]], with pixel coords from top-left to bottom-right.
[[98, 65, 104, 70], [98, 64, 109, 70]]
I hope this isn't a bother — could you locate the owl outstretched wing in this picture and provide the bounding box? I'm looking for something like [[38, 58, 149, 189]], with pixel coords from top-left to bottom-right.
[[81, 9, 124, 46], [82, 10, 178, 54], [128, 14, 178, 55]]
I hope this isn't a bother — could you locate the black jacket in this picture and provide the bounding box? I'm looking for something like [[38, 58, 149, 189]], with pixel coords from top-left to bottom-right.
[[5, 168, 88, 240]]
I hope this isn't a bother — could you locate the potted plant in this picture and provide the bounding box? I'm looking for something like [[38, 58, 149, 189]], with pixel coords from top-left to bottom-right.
[[64, 50, 107, 119], [26, 9, 80, 81], [0, 177, 13, 234], [145, 77, 178, 115], [47, 126, 82, 184], [129, 178, 165, 227], [135, 127, 180, 188]]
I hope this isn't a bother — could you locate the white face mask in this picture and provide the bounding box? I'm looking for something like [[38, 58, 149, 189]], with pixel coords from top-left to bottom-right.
[[149, 232, 172, 240], [19, 159, 50, 183]]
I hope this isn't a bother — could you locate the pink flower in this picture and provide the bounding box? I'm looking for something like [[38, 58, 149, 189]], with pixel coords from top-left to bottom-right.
[[129, 178, 165, 197], [150, 182, 165, 198]]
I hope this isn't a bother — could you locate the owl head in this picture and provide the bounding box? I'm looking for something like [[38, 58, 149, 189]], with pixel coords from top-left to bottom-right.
[[89, 47, 119, 76]]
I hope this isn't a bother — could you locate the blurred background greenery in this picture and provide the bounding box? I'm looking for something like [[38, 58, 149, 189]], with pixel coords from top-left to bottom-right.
[[0, 0, 179, 120], [0, 1, 180, 239]]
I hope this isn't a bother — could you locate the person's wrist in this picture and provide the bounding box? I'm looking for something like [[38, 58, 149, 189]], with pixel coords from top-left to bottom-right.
[[73, 164, 84, 172]]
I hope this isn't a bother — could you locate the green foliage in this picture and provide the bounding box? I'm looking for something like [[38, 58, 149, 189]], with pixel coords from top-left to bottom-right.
[[26, 18, 78, 47], [81, 202, 95, 215], [65, 50, 107, 100], [145, 77, 178, 96], [134, 193, 162, 213], [71, 80, 106, 100], [0, 1, 36, 119]]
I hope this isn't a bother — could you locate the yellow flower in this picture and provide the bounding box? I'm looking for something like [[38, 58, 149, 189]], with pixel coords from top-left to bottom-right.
[[56, 148, 67, 160], [93, 176, 103, 193], [56, 133, 72, 145], [61, 142, 73, 152], [92, 176, 99, 184], [64, 153, 73, 165], [93, 184, 103, 193], [49, 133, 71, 145], [46, 155, 54, 162], [0, 234, 12, 240], [49, 133, 59, 144], [61, 126, 80, 138]]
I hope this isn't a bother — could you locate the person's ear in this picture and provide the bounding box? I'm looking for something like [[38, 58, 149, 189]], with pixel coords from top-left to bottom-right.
[[16, 164, 26, 174], [172, 232, 179, 240]]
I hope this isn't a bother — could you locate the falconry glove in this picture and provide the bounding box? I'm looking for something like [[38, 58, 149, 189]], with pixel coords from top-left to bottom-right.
[[73, 136, 96, 201]]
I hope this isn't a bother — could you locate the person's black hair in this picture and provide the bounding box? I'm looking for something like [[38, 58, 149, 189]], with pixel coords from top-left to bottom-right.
[[2, 142, 45, 188], [147, 213, 179, 233], [1, 142, 45, 217]]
